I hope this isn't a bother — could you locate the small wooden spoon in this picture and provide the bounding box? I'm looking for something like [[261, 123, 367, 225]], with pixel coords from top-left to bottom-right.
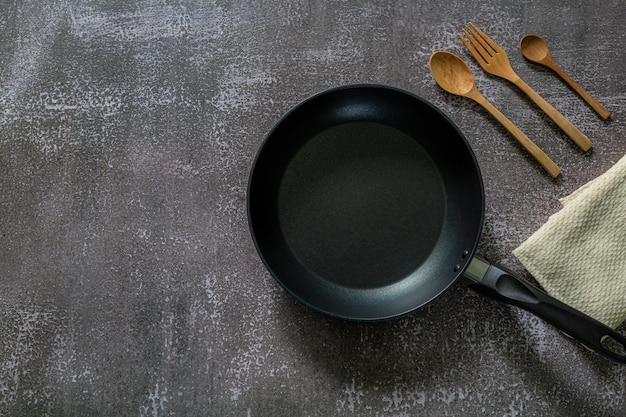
[[520, 34, 610, 120], [429, 51, 561, 178]]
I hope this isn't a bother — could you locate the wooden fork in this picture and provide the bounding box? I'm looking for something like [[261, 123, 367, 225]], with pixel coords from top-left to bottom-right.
[[459, 22, 592, 152]]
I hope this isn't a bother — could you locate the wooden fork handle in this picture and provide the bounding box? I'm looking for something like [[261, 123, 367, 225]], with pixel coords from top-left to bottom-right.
[[550, 64, 611, 120], [512, 77, 593, 152], [472, 92, 561, 178]]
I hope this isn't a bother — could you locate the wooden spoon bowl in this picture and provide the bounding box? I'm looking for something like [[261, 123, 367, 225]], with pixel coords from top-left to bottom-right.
[[520, 34, 610, 120]]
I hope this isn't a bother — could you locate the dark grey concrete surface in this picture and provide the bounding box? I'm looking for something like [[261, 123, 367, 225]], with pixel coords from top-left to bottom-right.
[[1, 1, 625, 416]]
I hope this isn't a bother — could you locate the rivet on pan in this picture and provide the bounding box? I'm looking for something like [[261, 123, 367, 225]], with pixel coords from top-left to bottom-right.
[[454, 264, 461, 272], [461, 250, 469, 258]]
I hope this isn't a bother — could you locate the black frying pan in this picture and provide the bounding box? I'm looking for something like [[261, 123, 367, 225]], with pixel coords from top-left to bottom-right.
[[247, 84, 626, 363]]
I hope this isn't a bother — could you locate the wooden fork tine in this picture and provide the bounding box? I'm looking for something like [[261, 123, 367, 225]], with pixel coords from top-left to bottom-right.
[[468, 22, 499, 53], [458, 29, 488, 65], [465, 26, 493, 57]]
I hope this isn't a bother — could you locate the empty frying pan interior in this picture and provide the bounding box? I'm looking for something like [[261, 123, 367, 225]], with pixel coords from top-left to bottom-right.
[[248, 85, 484, 320]]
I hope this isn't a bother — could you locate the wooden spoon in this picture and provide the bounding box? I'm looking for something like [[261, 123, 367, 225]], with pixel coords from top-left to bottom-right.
[[520, 34, 610, 120], [429, 51, 561, 178]]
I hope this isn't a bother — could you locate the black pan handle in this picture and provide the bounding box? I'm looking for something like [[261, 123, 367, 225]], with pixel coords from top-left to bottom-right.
[[464, 256, 626, 363]]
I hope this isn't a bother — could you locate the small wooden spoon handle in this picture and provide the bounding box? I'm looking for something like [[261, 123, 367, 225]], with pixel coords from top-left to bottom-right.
[[550, 63, 611, 120], [470, 91, 561, 178], [512, 77, 592, 152]]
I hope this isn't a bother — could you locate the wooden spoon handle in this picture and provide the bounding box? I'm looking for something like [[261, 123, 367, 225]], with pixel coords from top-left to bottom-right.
[[512, 77, 592, 152], [551, 64, 611, 120], [471, 92, 561, 178]]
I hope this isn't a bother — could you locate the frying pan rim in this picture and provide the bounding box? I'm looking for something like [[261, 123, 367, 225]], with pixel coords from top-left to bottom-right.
[[247, 83, 485, 320]]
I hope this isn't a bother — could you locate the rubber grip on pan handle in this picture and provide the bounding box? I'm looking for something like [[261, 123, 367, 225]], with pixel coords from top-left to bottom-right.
[[465, 256, 626, 364]]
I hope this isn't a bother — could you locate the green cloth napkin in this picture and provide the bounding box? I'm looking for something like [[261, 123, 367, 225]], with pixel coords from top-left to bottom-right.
[[513, 154, 626, 329]]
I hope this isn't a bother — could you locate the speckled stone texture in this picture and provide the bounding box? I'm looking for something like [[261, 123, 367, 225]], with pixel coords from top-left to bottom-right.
[[1, 1, 625, 416]]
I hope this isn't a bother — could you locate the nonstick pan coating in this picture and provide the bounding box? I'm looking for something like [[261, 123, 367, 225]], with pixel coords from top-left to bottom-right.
[[248, 85, 484, 320]]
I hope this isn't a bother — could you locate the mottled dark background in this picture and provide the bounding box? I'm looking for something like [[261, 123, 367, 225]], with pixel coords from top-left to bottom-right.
[[1, 1, 625, 416]]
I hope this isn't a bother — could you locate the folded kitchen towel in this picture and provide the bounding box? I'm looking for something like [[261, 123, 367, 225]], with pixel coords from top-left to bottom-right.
[[513, 154, 626, 329]]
